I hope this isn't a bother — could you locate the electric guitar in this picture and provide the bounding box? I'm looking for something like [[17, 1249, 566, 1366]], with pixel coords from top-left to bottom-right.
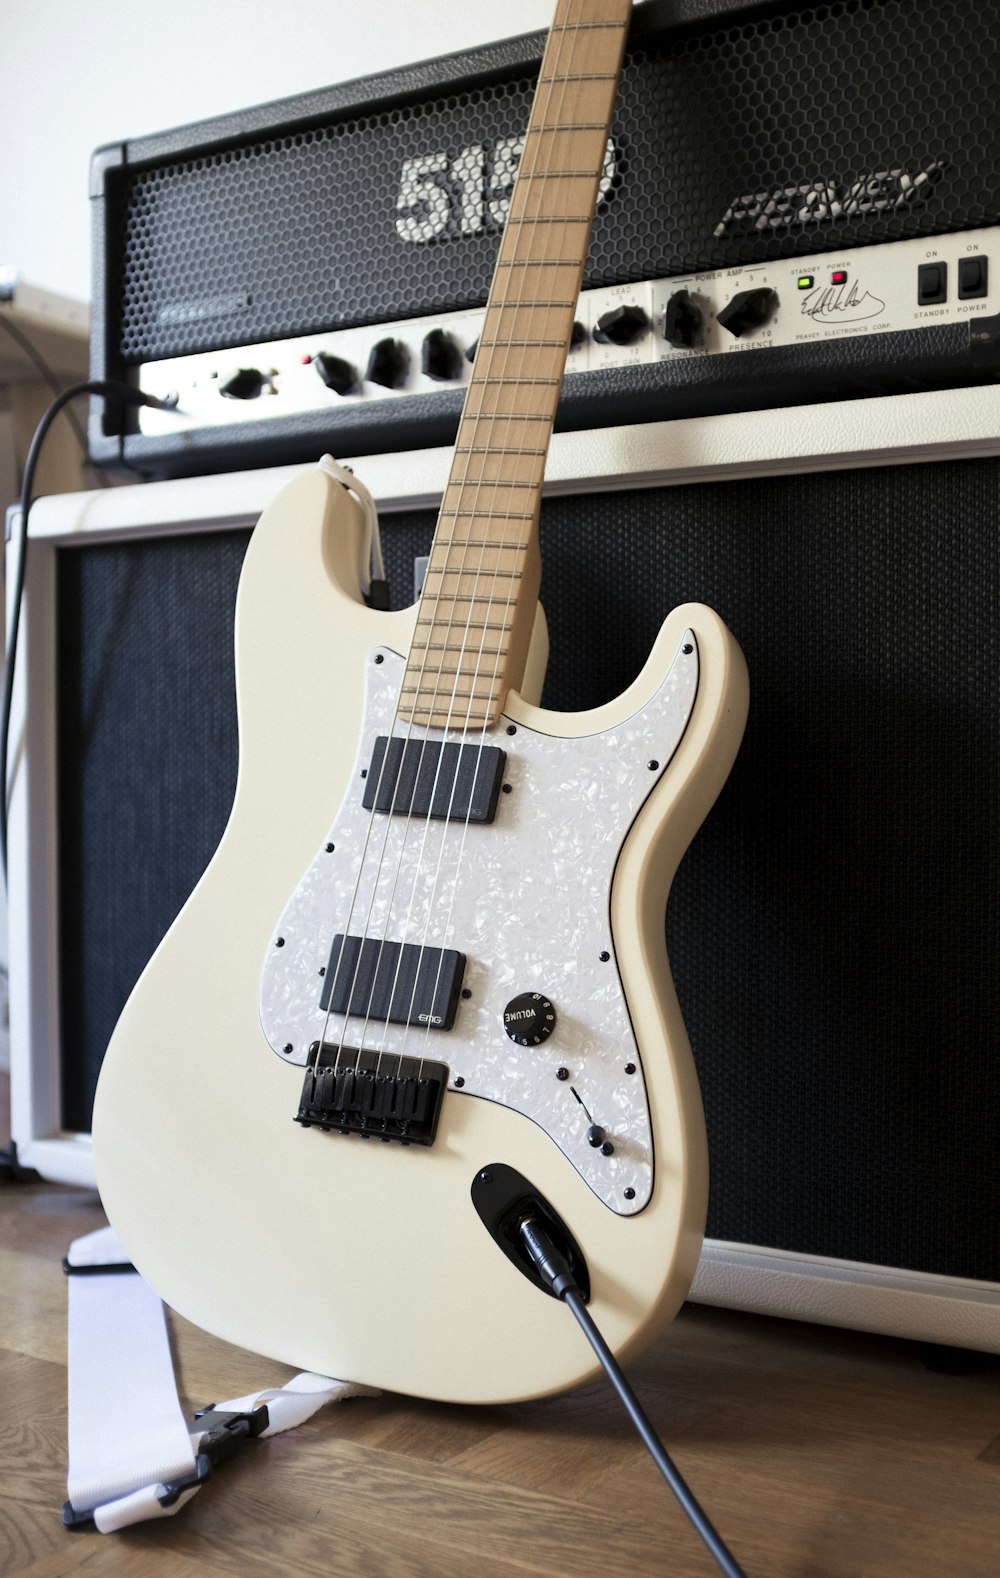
[[93, 0, 749, 1404]]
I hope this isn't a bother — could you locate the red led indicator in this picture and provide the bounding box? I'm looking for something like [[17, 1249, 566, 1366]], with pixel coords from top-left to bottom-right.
[[831, 270, 848, 285], [301, 354, 313, 365]]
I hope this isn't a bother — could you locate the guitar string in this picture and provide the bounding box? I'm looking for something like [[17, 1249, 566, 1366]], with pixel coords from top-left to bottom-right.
[[382, 2, 581, 1078], [404, 0, 608, 1078], [307, 78, 554, 1092], [306, 0, 615, 1125]]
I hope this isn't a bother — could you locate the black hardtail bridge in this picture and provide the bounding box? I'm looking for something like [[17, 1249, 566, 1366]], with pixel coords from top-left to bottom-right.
[[294, 1047, 448, 1146]]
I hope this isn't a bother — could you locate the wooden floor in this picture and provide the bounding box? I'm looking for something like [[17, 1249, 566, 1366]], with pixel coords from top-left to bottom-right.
[[2, 1077, 1000, 1577]]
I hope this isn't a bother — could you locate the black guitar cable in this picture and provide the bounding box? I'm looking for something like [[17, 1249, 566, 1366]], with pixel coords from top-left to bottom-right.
[[1, 380, 173, 886], [518, 1215, 749, 1578]]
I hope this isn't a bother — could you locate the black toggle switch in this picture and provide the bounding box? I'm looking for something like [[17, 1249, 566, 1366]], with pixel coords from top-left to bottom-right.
[[313, 352, 358, 396], [366, 337, 410, 389], [219, 367, 266, 400], [593, 304, 648, 346], [959, 256, 989, 300], [716, 287, 778, 338], [663, 288, 703, 349], [917, 262, 948, 305], [421, 328, 463, 381], [587, 1124, 607, 1148]]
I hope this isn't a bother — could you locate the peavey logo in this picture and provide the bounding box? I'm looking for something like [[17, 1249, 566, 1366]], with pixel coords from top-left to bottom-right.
[[713, 161, 945, 238]]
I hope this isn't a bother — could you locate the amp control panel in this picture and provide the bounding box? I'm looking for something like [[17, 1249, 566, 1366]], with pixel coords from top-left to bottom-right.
[[137, 224, 999, 440]]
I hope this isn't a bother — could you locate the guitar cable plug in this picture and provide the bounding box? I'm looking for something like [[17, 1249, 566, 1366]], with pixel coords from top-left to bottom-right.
[[515, 1213, 749, 1578]]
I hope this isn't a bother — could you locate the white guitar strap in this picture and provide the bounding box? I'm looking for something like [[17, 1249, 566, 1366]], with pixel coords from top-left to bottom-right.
[[63, 1226, 377, 1532], [62, 462, 384, 1532]]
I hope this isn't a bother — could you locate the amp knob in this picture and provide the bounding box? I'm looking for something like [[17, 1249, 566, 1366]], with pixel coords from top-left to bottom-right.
[[503, 992, 556, 1047], [421, 328, 463, 382], [663, 289, 703, 349], [313, 352, 358, 396], [593, 304, 648, 346], [716, 286, 778, 339], [365, 337, 410, 389], [219, 367, 266, 400]]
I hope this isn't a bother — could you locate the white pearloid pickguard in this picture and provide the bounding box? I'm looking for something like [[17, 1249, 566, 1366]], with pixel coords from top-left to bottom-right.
[[259, 634, 699, 1215]]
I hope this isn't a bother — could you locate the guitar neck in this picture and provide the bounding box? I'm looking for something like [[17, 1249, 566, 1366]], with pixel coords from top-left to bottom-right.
[[400, 0, 632, 730]]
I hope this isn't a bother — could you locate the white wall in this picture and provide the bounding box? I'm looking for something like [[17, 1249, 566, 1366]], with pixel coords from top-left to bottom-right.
[[0, 0, 556, 304]]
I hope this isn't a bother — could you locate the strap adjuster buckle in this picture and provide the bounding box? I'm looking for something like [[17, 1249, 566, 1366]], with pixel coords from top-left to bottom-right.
[[156, 1404, 269, 1509]]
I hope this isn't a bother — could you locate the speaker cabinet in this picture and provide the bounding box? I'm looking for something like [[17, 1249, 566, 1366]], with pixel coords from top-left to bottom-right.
[[9, 389, 1000, 1349]]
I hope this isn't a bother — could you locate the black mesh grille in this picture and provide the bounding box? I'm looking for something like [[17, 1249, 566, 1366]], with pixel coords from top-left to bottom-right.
[[57, 457, 1000, 1282], [116, 0, 1000, 363]]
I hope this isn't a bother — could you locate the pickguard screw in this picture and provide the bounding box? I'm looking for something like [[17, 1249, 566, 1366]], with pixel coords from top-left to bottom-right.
[[455, 1076, 466, 1088], [374, 654, 384, 664], [283, 1044, 293, 1055], [319, 967, 326, 976], [479, 1170, 492, 1185], [557, 1067, 570, 1081], [601, 1141, 615, 1156], [506, 725, 517, 735], [624, 1187, 636, 1201], [683, 643, 693, 654], [648, 760, 659, 771], [461, 988, 472, 999], [624, 1062, 636, 1075], [599, 950, 610, 962], [276, 937, 285, 948], [325, 842, 335, 853], [502, 783, 512, 794]]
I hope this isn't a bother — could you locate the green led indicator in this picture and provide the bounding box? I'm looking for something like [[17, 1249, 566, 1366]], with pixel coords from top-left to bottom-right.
[[797, 275, 814, 289]]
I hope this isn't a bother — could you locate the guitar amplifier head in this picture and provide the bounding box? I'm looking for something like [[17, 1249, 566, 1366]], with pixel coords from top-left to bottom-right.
[[90, 0, 1000, 477]]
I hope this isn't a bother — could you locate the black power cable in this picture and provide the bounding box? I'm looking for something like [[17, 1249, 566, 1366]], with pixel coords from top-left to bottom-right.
[[1, 380, 168, 886], [518, 1215, 749, 1578]]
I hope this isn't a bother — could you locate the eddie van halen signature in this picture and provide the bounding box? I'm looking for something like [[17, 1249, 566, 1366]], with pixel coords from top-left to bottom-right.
[[800, 280, 886, 325]]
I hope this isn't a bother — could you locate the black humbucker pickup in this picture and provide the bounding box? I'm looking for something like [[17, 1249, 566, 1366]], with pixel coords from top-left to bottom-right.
[[295, 1047, 448, 1145], [362, 736, 506, 823], [318, 934, 465, 1029]]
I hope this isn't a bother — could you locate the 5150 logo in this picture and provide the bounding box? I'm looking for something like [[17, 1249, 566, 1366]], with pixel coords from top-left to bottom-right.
[[396, 137, 617, 243]]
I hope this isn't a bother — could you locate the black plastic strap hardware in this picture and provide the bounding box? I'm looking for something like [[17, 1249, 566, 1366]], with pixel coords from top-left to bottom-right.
[[62, 1257, 137, 1276]]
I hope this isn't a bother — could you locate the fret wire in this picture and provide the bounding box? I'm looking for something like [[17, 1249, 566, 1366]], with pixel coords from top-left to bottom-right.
[[423, 568, 523, 579], [537, 71, 618, 81], [415, 616, 512, 630], [437, 509, 536, 520], [517, 170, 607, 179], [420, 643, 508, 656], [503, 215, 590, 225], [475, 338, 567, 348], [494, 259, 581, 268]]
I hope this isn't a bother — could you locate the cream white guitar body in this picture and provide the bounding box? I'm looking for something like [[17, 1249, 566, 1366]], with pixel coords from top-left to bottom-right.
[[93, 463, 748, 1404]]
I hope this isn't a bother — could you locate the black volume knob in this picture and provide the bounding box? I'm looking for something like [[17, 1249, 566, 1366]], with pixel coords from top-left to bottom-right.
[[421, 328, 463, 381], [716, 286, 778, 338], [593, 304, 648, 346], [503, 992, 556, 1047], [313, 352, 358, 396], [219, 367, 266, 400], [663, 289, 703, 349], [365, 337, 410, 389]]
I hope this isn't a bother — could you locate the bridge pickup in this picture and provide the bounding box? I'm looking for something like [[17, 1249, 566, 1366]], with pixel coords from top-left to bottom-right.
[[319, 934, 465, 1029], [362, 736, 506, 823], [295, 1047, 448, 1145]]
